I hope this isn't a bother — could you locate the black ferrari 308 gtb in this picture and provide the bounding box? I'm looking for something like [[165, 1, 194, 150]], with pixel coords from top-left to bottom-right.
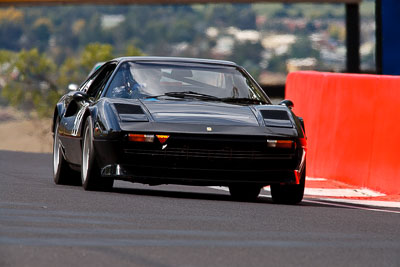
[[52, 57, 306, 204]]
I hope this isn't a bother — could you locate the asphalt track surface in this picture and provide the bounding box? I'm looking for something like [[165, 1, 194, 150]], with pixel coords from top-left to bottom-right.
[[0, 150, 399, 267]]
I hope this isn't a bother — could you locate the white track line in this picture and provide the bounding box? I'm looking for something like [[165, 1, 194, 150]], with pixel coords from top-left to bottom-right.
[[302, 199, 400, 214], [306, 177, 327, 181], [263, 187, 386, 198], [315, 198, 400, 209], [208, 186, 400, 214], [305, 188, 385, 197]]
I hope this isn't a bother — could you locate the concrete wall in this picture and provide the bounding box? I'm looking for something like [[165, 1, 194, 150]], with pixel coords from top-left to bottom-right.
[[286, 71, 400, 194]]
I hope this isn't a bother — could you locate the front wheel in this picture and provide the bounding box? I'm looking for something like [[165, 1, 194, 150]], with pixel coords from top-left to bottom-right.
[[229, 184, 261, 202], [270, 168, 306, 205], [81, 117, 113, 191], [53, 119, 80, 186]]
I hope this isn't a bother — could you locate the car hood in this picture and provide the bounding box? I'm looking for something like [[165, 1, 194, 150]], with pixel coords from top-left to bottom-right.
[[140, 99, 260, 126]]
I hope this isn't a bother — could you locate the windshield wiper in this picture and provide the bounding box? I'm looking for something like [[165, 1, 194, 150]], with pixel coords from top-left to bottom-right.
[[221, 97, 265, 105], [145, 92, 265, 105], [145, 91, 220, 101]]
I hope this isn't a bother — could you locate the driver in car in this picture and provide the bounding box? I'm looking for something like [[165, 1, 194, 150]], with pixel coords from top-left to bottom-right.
[[108, 63, 144, 99]]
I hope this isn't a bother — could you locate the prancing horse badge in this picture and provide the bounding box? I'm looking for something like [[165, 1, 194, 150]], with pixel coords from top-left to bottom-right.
[[206, 127, 212, 132]]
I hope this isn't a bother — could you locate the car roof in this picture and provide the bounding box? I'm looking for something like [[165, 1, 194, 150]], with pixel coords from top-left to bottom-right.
[[113, 56, 238, 67]]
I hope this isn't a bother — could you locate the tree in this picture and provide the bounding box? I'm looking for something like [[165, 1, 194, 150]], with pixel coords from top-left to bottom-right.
[[328, 24, 345, 43], [0, 8, 24, 51], [229, 41, 264, 66], [0, 48, 59, 117], [229, 41, 264, 78], [288, 36, 319, 59], [30, 17, 54, 51], [57, 57, 84, 89], [58, 42, 115, 90], [0, 43, 118, 117], [81, 43, 113, 73], [125, 44, 144, 57]]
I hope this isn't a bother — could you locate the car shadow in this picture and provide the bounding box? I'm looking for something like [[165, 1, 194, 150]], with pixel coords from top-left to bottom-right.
[[61, 180, 398, 211], [109, 185, 355, 209], [109, 184, 381, 210], [111, 185, 275, 205]]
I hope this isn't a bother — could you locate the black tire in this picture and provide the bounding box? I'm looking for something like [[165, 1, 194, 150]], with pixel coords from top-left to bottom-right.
[[81, 117, 113, 191], [229, 184, 261, 202], [270, 167, 306, 205], [53, 119, 81, 186]]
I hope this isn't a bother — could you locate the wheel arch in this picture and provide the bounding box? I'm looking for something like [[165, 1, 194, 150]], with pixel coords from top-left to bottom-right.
[[79, 106, 98, 149], [52, 103, 64, 133]]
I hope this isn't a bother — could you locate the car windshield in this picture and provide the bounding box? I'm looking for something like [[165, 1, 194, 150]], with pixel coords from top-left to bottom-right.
[[105, 61, 270, 104]]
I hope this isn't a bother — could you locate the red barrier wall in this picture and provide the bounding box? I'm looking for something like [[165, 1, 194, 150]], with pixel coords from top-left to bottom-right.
[[286, 71, 400, 195]]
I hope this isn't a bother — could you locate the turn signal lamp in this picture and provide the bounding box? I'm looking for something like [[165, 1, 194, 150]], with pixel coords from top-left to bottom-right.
[[128, 134, 154, 142], [156, 135, 170, 144], [267, 139, 294, 149]]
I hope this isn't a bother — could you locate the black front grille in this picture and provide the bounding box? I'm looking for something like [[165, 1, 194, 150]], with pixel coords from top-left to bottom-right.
[[125, 147, 294, 161]]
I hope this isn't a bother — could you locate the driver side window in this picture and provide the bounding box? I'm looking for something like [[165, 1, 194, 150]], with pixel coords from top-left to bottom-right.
[[82, 63, 117, 99], [105, 62, 141, 99]]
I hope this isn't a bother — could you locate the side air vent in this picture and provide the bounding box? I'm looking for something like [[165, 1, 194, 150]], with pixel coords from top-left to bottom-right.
[[113, 103, 148, 122], [114, 103, 144, 114], [260, 110, 292, 128]]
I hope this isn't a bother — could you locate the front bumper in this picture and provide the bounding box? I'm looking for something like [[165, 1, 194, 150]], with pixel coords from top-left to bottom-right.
[[93, 132, 305, 186], [100, 163, 297, 186]]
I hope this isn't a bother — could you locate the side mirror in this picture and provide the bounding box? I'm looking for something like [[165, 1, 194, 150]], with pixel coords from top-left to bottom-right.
[[279, 99, 294, 109], [72, 91, 89, 102], [68, 84, 78, 91]]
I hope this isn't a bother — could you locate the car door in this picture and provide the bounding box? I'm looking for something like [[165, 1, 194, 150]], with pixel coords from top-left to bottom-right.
[[59, 62, 117, 165]]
